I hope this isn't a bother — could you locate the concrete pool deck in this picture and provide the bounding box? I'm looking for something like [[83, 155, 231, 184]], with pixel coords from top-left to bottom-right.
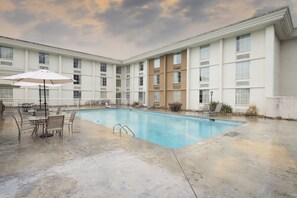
[[0, 110, 296, 197]]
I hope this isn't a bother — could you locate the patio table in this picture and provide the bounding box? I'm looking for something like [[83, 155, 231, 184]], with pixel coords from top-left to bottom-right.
[[28, 116, 53, 138]]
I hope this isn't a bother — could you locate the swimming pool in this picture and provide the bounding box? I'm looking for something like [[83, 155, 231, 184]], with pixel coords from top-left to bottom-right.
[[77, 109, 241, 149]]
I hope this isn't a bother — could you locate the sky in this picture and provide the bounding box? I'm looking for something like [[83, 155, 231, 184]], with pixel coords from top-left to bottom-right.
[[1, 0, 297, 60]]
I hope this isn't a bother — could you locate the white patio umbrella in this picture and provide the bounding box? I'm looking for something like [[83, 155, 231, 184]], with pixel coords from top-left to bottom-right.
[[14, 82, 62, 109], [2, 69, 74, 117]]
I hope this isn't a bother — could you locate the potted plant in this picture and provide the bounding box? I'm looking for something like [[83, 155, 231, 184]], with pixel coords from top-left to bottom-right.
[[168, 102, 182, 112]]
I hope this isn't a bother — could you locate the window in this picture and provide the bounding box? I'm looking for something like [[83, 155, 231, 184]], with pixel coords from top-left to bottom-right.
[[116, 66, 121, 74], [154, 74, 160, 85], [100, 91, 107, 99], [0, 46, 13, 60], [153, 92, 160, 102], [39, 89, 49, 99], [116, 79, 121, 87], [39, 52, 49, 65], [73, 74, 81, 85], [101, 77, 107, 86], [173, 71, 181, 83], [139, 77, 143, 86], [139, 62, 144, 71], [126, 65, 130, 74], [0, 87, 13, 99], [100, 63, 107, 72], [154, 58, 160, 68], [200, 67, 209, 82], [173, 91, 181, 102], [126, 92, 130, 102], [199, 90, 209, 103], [126, 78, 130, 87], [73, 58, 81, 69], [236, 34, 250, 53], [200, 44, 210, 60], [236, 61, 249, 80], [236, 89, 250, 105], [138, 92, 144, 102], [173, 52, 182, 64], [73, 91, 81, 99]]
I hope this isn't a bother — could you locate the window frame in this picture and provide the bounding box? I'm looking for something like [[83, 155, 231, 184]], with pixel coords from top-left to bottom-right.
[[173, 71, 181, 84], [154, 74, 160, 85], [73, 74, 81, 85], [154, 58, 160, 68], [139, 62, 144, 71], [0, 46, 13, 60], [139, 76, 143, 86], [236, 61, 250, 80], [236, 33, 251, 53], [200, 67, 210, 82], [116, 66, 121, 74], [173, 52, 182, 65], [73, 90, 81, 99], [73, 58, 81, 69], [101, 77, 107, 86], [100, 63, 107, 72], [199, 90, 209, 104], [173, 90, 181, 103], [200, 44, 210, 60], [39, 52, 49, 65], [236, 89, 250, 105], [116, 79, 121, 87]]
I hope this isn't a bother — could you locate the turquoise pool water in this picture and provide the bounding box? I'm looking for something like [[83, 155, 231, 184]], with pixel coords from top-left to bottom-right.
[[77, 109, 241, 149]]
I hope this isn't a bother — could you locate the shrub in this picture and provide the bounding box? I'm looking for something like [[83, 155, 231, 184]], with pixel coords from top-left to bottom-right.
[[131, 101, 139, 107], [168, 102, 182, 112], [209, 101, 219, 111], [221, 103, 233, 114], [245, 105, 258, 116]]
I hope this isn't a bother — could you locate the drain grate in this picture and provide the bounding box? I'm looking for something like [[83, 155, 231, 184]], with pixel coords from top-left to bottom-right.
[[224, 131, 240, 137]]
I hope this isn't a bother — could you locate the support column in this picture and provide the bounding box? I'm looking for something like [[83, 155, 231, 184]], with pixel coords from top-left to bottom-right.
[[186, 48, 190, 109], [145, 60, 149, 106], [25, 50, 29, 101], [219, 39, 224, 102], [265, 25, 278, 97], [58, 55, 62, 105], [163, 55, 167, 107], [92, 61, 95, 98]]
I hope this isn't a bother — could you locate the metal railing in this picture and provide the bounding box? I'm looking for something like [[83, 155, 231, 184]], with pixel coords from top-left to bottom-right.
[[113, 123, 135, 137]]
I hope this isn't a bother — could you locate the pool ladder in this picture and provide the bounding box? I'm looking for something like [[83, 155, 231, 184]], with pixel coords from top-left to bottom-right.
[[113, 123, 135, 137]]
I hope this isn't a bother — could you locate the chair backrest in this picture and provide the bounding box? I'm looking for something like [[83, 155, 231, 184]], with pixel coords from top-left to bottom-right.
[[56, 106, 61, 115], [215, 103, 223, 113], [202, 104, 209, 111], [69, 111, 76, 123], [47, 115, 65, 130], [12, 115, 21, 131]]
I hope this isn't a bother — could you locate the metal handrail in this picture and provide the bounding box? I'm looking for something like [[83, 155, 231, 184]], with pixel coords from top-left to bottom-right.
[[119, 125, 135, 137], [113, 123, 122, 134]]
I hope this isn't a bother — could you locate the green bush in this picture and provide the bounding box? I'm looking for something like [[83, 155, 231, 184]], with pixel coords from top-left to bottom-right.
[[209, 101, 219, 111], [131, 101, 139, 107], [221, 104, 233, 114], [168, 102, 182, 112]]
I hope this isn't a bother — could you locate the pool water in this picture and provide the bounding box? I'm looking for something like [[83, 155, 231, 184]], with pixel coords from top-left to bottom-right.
[[77, 109, 241, 149]]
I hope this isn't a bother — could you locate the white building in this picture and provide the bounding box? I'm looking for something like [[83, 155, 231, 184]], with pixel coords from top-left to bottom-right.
[[1, 7, 297, 118]]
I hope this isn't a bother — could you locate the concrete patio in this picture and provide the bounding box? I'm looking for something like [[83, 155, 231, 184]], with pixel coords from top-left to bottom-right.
[[0, 110, 296, 197]]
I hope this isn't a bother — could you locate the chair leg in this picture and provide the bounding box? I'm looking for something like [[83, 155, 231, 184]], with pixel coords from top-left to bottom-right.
[[18, 131, 21, 143]]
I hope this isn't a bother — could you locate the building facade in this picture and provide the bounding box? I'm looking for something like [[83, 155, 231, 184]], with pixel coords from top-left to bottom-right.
[[1, 7, 297, 118]]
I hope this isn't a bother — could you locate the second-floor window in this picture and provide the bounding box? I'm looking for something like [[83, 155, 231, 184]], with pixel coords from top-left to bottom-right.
[[200, 44, 210, 60], [100, 63, 107, 72], [236, 61, 250, 80], [154, 74, 160, 85], [139, 62, 144, 71], [116, 66, 121, 74], [200, 67, 209, 82], [101, 77, 107, 86], [154, 58, 160, 68], [236, 33, 250, 53], [173, 52, 181, 64], [173, 71, 181, 83], [116, 79, 121, 87], [73, 74, 81, 85], [139, 77, 143, 86], [0, 46, 13, 60], [39, 52, 49, 65], [126, 65, 130, 74], [73, 58, 81, 69], [73, 91, 81, 99]]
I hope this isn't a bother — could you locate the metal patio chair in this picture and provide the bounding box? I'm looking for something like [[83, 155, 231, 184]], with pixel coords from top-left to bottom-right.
[[12, 115, 36, 143], [45, 115, 65, 138], [64, 111, 76, 134]]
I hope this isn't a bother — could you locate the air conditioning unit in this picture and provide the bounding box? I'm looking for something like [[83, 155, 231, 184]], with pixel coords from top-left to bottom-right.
[[74, 70, 81, 74], [200, 60, 210, 66], [200, 83, 209, 88], [0, 61, 13, 66], [101, 73, 107, 77], [236, 81, 249, 86]]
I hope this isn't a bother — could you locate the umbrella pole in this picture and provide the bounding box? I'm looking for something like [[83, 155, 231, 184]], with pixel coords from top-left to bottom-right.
[[43, 80, 47, 117], [39, 85, 42, 109]]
